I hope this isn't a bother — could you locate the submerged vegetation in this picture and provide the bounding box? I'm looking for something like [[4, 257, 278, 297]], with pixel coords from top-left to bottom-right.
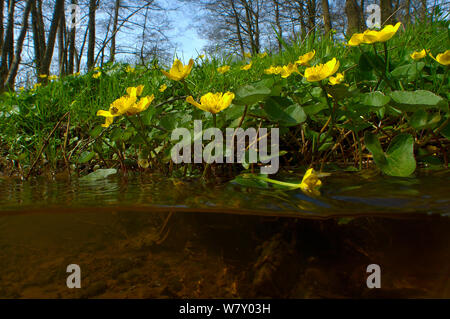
[[0, 18, 449, 188]]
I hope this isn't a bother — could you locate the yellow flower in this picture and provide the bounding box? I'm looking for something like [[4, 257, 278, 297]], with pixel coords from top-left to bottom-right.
[[39, 74, 47, 78], [258, 52, 268, 58], [328, 72, 344, 85], [48, 75, 58, 81], [244, 52, 252, 58], [410, 49, 427, 61], [347, 33, 365, 46], [240, 62, 252, 71], [217, 65, 231, 74], [429, 50, 450, 66], [93, 72, 101, 79], [125, 65, 135, 73], [304, 58, 340, 82], [295, 50, 316, 66], [280, 63, 299, 78], [126, 95, 155, 115], [161, 58, 194, 81], [264, 66, 283, 75], [126, 85, 144, 98], [348, 22, 401, 46], [186, 92, 235, 114], [299, 168, 322, 194], [159, 84, 168, 92]]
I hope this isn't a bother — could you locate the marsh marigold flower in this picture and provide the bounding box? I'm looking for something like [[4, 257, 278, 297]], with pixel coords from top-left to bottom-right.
[[348, 22, 401, 46], [217, 65, 231, 74], [429, 50, 450, 66], [186, 92, 235, 114], [295, 50, 315, 66], [96, 85, 154, 127], [328, 73, 344, 85], [280, 63, 299, 78], [304, 58, 340, 82], [410, 49, 427, 61], [240, 62, 252, 71], [264, 66, 283, 75], [161, 58, 194, 81], [159, 84, 168, 92]]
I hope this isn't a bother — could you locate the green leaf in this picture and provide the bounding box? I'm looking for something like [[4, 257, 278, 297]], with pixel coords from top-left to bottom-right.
[[77, 151, 95, 164], [389, 90, 448, 112], [390, 62, 424, 81], [264, 97, 307, 126], [81, 168, 117, 181], [362, 91, 391, 107], [409, 110, 441, 130], [234, 79, 272, 105], [364, 132, 416, 177]]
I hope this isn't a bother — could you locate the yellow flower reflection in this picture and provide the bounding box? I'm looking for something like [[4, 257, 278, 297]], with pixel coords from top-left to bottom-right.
[[186, 92, 235, 114]]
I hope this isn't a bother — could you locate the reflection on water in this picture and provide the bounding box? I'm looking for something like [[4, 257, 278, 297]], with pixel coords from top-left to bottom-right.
[[0, 170, 449, 298]]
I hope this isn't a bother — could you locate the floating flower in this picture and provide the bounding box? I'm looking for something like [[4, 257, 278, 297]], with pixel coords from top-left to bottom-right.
[[295, 50, 315, 66], [186, 92, 235, 114], [328, 72, 344, 85], [410, 49, 427, 60], [304, 58, 340, 82], [161, 58, 194, 81], [280, 63, 299, 78], [240, 62, 252, 71], [93, 72, 101, 79], [429, 50, 450, 66], [159, 84, 168, 92], [217, 65, 231, 74], [299, 168, 322, 194]]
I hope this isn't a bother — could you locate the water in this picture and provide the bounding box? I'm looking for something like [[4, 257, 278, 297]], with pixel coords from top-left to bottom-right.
[[0, 170, 449, 298]]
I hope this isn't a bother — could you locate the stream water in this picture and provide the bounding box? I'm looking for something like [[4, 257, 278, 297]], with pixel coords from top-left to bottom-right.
[[0, 169, 449, 298]]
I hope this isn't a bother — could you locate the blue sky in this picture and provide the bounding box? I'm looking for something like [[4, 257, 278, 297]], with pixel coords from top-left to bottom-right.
[[166, 0, 207, 61]]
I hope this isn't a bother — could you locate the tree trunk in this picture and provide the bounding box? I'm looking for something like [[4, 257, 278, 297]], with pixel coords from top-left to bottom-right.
[[40, 0, 64, 77], [345, 0, 363, 35], [109, 0, 120, 63], [321, 0, 332, 35], [87, 0, 96, 70], [68, 0, 77, 74], [380, 0, 393, 25], [4, 0, 33, 90]]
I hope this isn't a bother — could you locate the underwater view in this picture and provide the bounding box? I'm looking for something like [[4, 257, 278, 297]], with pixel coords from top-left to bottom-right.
[[0, 0, 449, 301]]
